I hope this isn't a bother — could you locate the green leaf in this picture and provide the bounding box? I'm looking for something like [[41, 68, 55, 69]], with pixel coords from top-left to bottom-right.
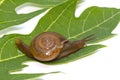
[[0, 0, 120, 66], [0, 0, 120, 79], [0, 56, 59, 80], [0, 0, 68, 30]]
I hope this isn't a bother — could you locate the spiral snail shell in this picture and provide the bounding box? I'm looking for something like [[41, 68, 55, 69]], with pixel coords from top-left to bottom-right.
[[16, 32, 94, 62]]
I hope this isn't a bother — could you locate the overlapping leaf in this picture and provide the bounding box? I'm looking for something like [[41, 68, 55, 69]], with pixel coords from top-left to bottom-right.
[[0, 0, 68, 30], [0, 56, 59, 80], [0, 0, 120, 79]]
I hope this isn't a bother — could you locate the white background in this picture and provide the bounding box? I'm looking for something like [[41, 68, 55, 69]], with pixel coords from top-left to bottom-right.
[[0, 0, 120, 80]]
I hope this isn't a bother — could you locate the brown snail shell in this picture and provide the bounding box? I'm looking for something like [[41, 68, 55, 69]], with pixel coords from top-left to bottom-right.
[[30, 32, 67, 61]]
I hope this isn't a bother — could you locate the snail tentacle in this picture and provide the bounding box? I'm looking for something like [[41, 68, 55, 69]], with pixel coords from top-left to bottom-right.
[[56, 35, 94, 60]]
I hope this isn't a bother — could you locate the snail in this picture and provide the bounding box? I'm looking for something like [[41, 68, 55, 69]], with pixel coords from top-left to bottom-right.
[[15, 32, 94, 62]]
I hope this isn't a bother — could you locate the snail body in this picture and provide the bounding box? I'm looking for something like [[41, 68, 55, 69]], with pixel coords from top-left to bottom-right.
[[16, 32, 93, 62]]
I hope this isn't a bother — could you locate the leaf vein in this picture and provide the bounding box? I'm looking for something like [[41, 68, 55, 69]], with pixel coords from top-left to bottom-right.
[[68, 16, 73, 38], [0, 17, 28, 24], [69, 11, 120, 39], [102, 9, 105, 20], [82, 8, 95, 32], [9, 0, 16, 5], [0, 9, 13, 13], [0, 55, 24, 62], [45, 1, 75, 31], [0, 37, 18, 60]]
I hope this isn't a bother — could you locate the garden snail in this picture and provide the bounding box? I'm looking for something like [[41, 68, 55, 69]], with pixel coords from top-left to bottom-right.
[[15, 32, 94, 62]]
